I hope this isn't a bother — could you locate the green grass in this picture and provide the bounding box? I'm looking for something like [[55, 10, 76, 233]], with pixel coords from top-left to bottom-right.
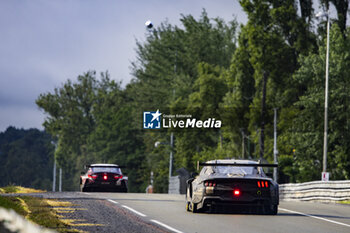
[[0, 192, 78, 232], [22, 197, 71, 231], [0, 185, 45, 194], [338, 200, 350, 204], [0, 196, 26, 215], [0, 185, 19, 193]]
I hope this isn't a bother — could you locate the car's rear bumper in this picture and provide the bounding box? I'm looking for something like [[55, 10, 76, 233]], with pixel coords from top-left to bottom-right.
[[198, 195, 277, 210], [83, 179, 127, 191]]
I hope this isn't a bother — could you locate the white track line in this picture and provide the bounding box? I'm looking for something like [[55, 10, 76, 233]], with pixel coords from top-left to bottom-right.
[[279, 208, 350, 228], [107, 199, 118, 204], [151, 220, 184, 233], [107, 199, 146, 217], [106, 198, 182, 233], [121, 205, 147, 217]]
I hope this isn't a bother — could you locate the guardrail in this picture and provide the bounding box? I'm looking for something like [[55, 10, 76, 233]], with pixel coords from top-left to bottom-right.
[[0, 207, 56, 233], [279, 180, 350, 202]]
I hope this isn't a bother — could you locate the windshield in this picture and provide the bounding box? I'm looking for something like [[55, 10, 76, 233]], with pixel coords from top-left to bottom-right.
[[214, 166, 256, 175], [92, 167, 121, 174]]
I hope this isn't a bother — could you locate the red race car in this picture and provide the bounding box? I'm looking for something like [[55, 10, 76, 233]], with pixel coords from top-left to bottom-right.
[[80, 164, 128, 192]]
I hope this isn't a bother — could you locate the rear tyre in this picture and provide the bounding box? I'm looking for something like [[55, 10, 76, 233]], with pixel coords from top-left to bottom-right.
[[186, 202, 191, 212], [80, 186, 88, 192], [121, 188, 128, 193], [120, 181, 128, 193], [270, 205, 278, 215], [264, 204, 278, 215], [190, 202, 198, 213]]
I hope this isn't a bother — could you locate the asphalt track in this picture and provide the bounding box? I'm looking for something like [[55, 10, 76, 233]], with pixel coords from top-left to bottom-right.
[[5, 192, 350, 233], [81, 192, 350, 233]]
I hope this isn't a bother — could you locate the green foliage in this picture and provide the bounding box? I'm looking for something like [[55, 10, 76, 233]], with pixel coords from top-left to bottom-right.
[[173, 63, 228, 170], [0, 196, 74, 232], [37, 71, 101, 190], [0, 127, 53, 190], [0, 185, 18, 193], [28, 4, 350, 193], [290, 24, 350, 181], [320, 0, 349, 34], [37, 71, 148, 192], [0, 196, 26, 216], [130, 11, 238, 191]]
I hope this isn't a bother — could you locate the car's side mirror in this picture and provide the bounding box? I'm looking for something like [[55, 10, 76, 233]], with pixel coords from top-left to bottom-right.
[[191, 172, 198, 178]]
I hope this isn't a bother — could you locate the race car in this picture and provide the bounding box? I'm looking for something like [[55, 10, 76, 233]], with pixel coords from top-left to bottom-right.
[[80, 164, 128, 192], [186, 159, 278, 214]]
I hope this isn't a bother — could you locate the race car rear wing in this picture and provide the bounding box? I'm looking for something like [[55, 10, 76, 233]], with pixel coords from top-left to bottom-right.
[[197, 162, 278, 171], [84, 164, 126, 169]]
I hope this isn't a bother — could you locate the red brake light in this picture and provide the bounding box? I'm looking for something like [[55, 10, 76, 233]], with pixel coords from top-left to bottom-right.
[[103, 175, 108, 180], [233, 189, 240, 196], [114, 175, 123, 179], [88, 174, 97, 179], [204, 181, 216, 187], [257, 180, 269, 188]]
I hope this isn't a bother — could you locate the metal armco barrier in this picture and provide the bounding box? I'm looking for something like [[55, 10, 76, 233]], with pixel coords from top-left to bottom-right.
[[0, 207, 56, 233], [279, 180, 350, 202]]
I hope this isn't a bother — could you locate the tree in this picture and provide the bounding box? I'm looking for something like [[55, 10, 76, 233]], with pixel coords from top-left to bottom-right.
[[238, 0, 298, 160], [37, 71, 108, 190], [129, 10, 237, 191], [88, 81, 148, 192], [320, 0, 349, 34], [0, 127, 53, 190], [290, 24, 350, 181], [299, 0, 314, 23], [173, 63, 227, 170]]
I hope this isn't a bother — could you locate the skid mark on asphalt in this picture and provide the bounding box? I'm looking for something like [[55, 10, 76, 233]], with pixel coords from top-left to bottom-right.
[[279, 208, 350, 228], [107, 199, 184, 233]]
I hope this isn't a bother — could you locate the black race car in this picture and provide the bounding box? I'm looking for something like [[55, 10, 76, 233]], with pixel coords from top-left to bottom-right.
[[80, 164, 128, 192], [186, 159, 278, 214]]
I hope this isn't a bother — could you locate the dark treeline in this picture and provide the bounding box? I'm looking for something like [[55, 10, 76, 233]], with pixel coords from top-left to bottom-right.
[[0, 127, 54, 190], [35, 1, 350, 192]]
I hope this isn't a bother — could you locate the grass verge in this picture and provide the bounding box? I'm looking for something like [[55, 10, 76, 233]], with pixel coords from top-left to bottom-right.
[[1, 186, 103, 232], [0, 195, 79, 232], [338, 200, 350, 204], [0, 195, 27, 216], [0, 185, 45, 194]]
